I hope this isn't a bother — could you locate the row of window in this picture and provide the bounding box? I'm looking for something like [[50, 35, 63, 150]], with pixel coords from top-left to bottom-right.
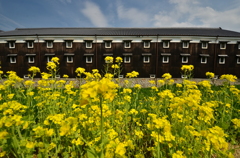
[[7, 55, 239, 65], [8, 40, 240, 49]]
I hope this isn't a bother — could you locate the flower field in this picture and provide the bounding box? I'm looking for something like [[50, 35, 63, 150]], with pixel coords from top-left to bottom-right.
[[0, 57, 240, 158]]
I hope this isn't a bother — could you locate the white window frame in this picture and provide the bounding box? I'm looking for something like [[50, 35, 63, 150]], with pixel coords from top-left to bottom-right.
[[124, 56, 131, 63], [220, 43, 226, 49], [105, 41, 111, 48], [202, 42, 208, 49], [143, 41, 150, 48], [66, 41, 72, 48], [9, 41, 15, 49], [28, 56, 35, 63], [86, 56, 93, 63], [219, 57, 225, 64], [86, 41, 92, 48], [23, 75, 29, 79], [143, 56, 150, 63], [150, 74, 156, 78], [27, 41, 34, 48], [47, 56, 53, 62], [10, 56, 16, 63], [182, 56, 188, 63], [124, 41, 131, 48], [119, 75, 124, 78], [201, 57, 207, 64], [237, 57, 240, 64], [162, 56, 169, 63], [47, 41, 53, 48], [163, 41, 170, 48], [182, 41, 189, 48], [66, 56, 73, 63]]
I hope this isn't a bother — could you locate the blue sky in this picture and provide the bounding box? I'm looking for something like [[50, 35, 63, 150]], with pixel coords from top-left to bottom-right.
[[1, 0, 240, 32]]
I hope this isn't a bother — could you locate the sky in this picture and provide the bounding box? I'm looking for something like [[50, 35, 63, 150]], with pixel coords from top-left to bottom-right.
[[1, 0, 240, 32]]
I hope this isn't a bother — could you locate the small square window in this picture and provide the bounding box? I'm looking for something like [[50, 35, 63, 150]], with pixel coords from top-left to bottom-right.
[[86, 41, 92, 48], [202, 42, 208, 49], [86, 56, 93, 63], [47, 56, 53, 62], [9, 41, 15, 49], [23, 75, 29, 79], [105, 41, 111, 48], [237, 57, 240, 64], [28, 56, 35, 63], [220, 43, 226, 49], [219, 57, 225, 64], [66, 56, 73, 63], [201, 57, 207, 64], [162, 56, 169, 63], [10, 56, 16, 63], [124, 56, 131, 63], [182, 56, 188, 63], [47, 41, 53, 48], [55, 75, 60, 78], [163, 41, 169, 48], [119, 75, 124, 78], [27, 41, 34, 48], [124, 41, 131, 48], [66, 41, 72, 48], [182, 41, 189, 48], [143, 56, 150, 63], [150, 74, 156, 78], [144, 41, 150, 48]]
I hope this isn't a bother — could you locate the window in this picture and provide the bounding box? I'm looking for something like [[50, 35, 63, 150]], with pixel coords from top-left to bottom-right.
[[86, 41, 92, 48], [163, 41, 170, 48], [219, 57, 225, 64], [66, 41, 72, 48], [66, 56, 73, 63], [10, 56, 16, 63], [23, 75, 29, 79], [182, 56, 188, 63], [47, 56, 53, 62], [150, 74, 156, 78], [162, 56, 169, 63], [143, 41, 150, 48], [119, 75, 124, 78], [124, 56, 131, 63], [143, 56, 150, 63], [182, 41, 189, 48], [27, 41, 34, 48], [238, 43, 240, 49], [28, 56, 35, 63], [237, 57, 240, 64], [105, 41, 111, 48], [47, 41, 53, 48], [86, 56, 93, 63], [124, 41, 131, 48], [201, 57, 207, 64], [202, 42, 208, 49], [220, 42, 226, 49], [9, 41, 15, 49]]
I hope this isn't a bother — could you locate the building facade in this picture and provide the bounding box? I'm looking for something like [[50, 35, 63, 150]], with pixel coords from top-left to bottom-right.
[[0, 27, 240, 78]]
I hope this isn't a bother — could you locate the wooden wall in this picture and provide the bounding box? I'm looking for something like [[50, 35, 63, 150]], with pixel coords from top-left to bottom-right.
[[0, 40, 240, 78]]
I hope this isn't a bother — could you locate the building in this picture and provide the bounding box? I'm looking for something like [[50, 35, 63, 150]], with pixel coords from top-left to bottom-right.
[[0, 27, 240, 78]]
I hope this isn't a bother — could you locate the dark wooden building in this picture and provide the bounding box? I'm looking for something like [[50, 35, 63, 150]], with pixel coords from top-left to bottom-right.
[[0, 27, 240, 78]]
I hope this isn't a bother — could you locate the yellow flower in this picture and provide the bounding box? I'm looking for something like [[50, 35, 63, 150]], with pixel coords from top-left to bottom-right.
[[0, 151, 6, 157], [28, 66, 40, 74], [63, 74, 69, 78], [172, 151, 186, 158], [162, 73, 172, 80], [115, 57, 123, 63], [220, 74, 237, 82], [105, 56, 113, 63], [181, 65, 194, 71], [51, 57, 60, 64], [0, 130, 8, 139], [206, 72, 215, 79], [126, 71, 139, 78], [75, 67, 85, 75], [26, 141, 35, 149]]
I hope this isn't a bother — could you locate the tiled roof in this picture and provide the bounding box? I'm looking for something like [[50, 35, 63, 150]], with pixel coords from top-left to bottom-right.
[[0, 27, 240, 37]]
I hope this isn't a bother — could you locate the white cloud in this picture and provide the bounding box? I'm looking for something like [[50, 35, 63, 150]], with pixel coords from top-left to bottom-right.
[[117, 4, 150, 26], [153, 0, 240, 32], [0, 14, 25, 30], [81, 1, 109, 27]]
